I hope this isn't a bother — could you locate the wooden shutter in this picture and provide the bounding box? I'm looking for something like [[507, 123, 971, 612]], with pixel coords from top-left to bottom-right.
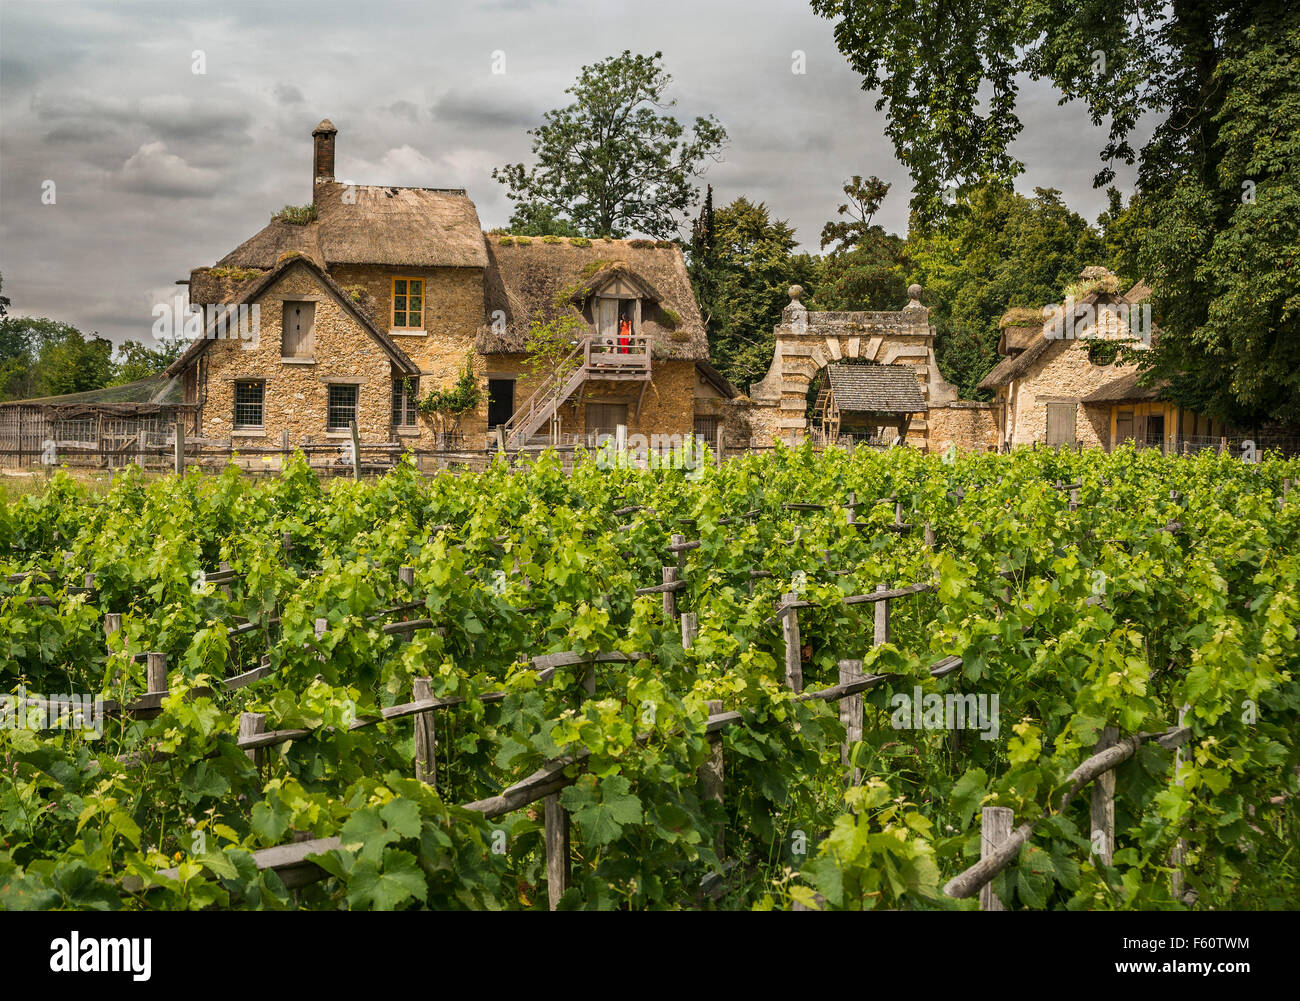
[[1045, 403, 1076, 446], [597, 298, 618, 340], [1115, 409, 1134, 447], [586, 403, 628, 435], [282, 302, 315, 358]]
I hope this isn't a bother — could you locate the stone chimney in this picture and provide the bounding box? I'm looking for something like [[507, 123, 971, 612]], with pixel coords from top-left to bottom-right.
[[312, 119, 337, 194]]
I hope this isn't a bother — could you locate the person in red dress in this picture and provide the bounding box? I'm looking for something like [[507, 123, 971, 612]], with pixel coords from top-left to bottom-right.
[[618, 316, 631, 354]]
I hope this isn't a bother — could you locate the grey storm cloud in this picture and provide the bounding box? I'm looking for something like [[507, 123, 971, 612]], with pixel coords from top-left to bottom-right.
[[0, 0, 1143, 348]]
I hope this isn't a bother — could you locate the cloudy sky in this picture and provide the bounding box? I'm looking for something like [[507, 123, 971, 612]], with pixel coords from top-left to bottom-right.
[[0, 0, 1142, 346]]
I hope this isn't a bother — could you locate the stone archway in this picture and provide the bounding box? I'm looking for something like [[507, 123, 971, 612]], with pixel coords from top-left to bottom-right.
[[748, 284, 958, 447]]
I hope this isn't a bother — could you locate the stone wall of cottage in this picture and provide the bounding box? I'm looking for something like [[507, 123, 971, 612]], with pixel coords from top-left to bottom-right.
[[479, 356, 696, 440], [328, 263, 489, 445], [1008, 341, 1133, 447], [197, 265, 397, 447], [927, 402, 1000, 452]]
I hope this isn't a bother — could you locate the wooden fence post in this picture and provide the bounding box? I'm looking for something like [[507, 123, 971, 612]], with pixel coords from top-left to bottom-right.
[[671, 534, 686, 571], [173, 420, 184, 476], [103, 613, 121, 642], [240, 712, 266, 766], [680, 612, 698, 650], [662, 566, 678, 619], [281, 429, 290, 469], [1171, 705, 1189, 900], [398, 565, 415, 588], [545, 660, 595, 910], [145, 652, 168, 695], [846, 491, 857, 527], [412, 677, 436, 786], [83, 572, 96, 591], [314, 617, 328, 664], [715, 425, 724, 469], [281, 532, 293, 557], [702, 699, 725, 856], [838, 660, 863, 786], [874, 584, 891, 645], [544, 794, 570, 909], [1091, 726, 1118, 866], [923, 522, 935, 548], [979, 806, 1014, 911], [349, 419, 362, 481], [780, 592, 802, 692]]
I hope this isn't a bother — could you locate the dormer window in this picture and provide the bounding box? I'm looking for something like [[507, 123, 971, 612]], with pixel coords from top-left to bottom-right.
[[592, 275, 647, 344], [596, 295, 640, 342]]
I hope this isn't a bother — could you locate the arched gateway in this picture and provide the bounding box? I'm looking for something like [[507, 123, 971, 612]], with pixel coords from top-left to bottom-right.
[[748, 284, 963, 449]]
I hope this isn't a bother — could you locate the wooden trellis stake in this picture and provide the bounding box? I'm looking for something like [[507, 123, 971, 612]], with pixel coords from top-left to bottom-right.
[[1091, 726, 1119, 866], [845, 491, 857, 526], [145, 652, 168, 695], [349, 419, 362, 481], [662, 566, 678, 619], [1171, 705, 1189, 900], [979, 807, 1014, 911], [174, 421, 185, 476], [398, 565, 415, 587], [838, 659, 863, 786], [412, 677, 436, 786], [545, 662, 596, 910], [874, 584, 891, 645], [780, 592, 802, 692], [702, 699, 725, 856], [240, 712, 266, 767], [680, 612, 698, 650]]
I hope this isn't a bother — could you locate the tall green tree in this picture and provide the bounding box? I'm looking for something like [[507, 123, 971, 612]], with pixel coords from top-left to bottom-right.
[[693, 197, 819, 392], [109, 338, 186, 386], [907, 185, 1105, 398], [0, 317, 113, 401], [814, 175, 910, 311], [493, 51, 727, 238], [812, 0, 1300, 423]]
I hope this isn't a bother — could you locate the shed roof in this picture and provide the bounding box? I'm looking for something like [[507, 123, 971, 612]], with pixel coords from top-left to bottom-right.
[[0, 374, 189, 414], [827, 363, 927, 413], [1081, 372, 1168, 404]]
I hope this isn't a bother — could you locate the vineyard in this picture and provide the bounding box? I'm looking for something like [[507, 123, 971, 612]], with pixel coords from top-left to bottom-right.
[[1, 443, 1297, 911]]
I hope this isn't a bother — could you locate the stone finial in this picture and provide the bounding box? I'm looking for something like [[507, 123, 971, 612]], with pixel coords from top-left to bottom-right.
[[906, 283, 925, 309], [789, 285, 805, 304]]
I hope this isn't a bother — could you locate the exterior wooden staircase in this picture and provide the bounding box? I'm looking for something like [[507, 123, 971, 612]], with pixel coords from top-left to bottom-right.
[[499, 334, 651, 449]]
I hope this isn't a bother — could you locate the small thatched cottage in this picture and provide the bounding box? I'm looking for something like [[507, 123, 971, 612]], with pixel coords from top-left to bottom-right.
[[977, 268, 1224, 451], [166, 119, 727, 451]]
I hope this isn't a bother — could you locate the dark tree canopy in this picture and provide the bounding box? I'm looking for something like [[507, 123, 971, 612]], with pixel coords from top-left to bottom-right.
[[493, 51, 727, 239], [812, 0, 1300, 423]]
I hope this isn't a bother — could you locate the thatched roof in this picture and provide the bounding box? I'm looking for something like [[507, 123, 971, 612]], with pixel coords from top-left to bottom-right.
[[214, 182, 486, 271], [1082, 372, 1167, 404], [997, 324, 1041, 355], [827, 363, 927, 413], [165, 255, 418, 378], [476, 235, 709, 361], [978, 275, 1153, 392]]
